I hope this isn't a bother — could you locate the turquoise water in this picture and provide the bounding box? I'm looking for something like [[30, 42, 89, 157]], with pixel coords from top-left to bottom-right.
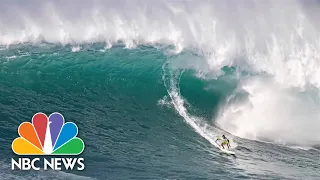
[[0, 44, 319, 180], [1, 0, 320, 179]]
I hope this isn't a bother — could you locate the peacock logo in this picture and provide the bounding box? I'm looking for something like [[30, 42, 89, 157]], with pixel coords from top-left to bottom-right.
[[12, 112, 85, 155]]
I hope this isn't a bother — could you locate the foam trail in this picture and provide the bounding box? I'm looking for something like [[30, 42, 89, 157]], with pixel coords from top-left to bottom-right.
[[162, 62, 237, 149]]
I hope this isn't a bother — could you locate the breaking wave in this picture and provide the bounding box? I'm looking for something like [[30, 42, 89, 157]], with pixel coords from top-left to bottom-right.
[[1, 0, 320, 146]]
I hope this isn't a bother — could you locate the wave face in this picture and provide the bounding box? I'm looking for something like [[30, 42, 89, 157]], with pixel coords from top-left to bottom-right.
[[1, 0, 320, 148]]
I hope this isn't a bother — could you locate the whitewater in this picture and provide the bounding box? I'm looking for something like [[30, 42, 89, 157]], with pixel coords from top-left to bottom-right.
[[0, 0, 320, 179]]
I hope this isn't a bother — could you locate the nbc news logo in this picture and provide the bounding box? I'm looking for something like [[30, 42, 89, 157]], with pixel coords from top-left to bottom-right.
[[11, 112, 85, 170]]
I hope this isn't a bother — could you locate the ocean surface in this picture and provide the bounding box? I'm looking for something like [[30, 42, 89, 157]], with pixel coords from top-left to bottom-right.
[[1, 0, 320, 179]]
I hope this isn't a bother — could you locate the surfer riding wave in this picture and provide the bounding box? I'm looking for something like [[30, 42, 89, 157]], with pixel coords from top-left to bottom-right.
[[216, 135, 231, 149]]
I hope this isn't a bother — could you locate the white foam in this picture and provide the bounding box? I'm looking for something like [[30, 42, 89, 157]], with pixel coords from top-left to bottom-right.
[[71, 46, 81, 52], [6, 55, 17, 59], [216, 77, 320, 146], [2, 0, 320, 146]]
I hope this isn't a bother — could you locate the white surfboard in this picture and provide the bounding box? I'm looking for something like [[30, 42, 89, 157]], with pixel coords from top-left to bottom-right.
[[219, 147, 235, 155], [216, 142, 235, 155]]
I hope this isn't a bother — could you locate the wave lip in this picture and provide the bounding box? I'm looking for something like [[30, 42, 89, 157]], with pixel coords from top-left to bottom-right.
[[1, 0, 319, 51]]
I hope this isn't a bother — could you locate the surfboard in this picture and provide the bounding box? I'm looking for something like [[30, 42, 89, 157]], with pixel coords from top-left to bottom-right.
[[219, 147, 235, 155], [216, 142, 235, 155]]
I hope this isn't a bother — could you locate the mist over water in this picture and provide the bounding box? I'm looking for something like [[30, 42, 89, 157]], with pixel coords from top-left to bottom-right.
[[1, 0, 320, 147]]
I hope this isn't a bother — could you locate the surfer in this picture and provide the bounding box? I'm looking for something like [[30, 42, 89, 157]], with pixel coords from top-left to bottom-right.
[[216, 135, 230, 149]]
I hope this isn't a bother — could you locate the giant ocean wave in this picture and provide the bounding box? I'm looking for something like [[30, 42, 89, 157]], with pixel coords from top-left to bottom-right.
[[1, 0, 320, 147]]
